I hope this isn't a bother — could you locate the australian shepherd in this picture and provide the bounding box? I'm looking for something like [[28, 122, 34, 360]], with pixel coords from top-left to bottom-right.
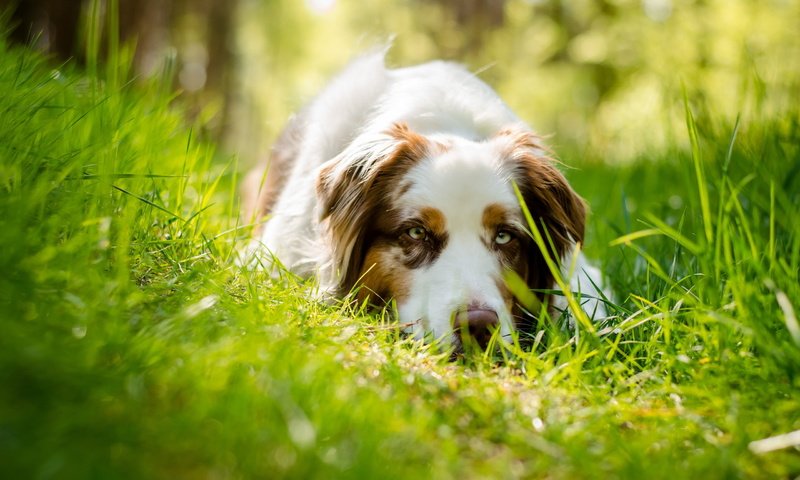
[[242, 51, 608, 351]]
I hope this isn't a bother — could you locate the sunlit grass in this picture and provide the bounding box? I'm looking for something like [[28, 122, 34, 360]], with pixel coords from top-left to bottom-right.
[[1, 20, 799, 480]]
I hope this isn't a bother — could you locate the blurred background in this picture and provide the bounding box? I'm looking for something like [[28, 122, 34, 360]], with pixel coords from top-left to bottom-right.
[[5, 0, 799, 163]]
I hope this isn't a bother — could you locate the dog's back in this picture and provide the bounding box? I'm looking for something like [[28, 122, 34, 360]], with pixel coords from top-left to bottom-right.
[[243, 52, 391, 228]]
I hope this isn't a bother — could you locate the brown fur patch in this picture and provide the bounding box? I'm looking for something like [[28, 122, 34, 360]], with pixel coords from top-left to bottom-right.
[[388, 122, 432, 160], [356, 240, 410, 306], [481, 203, 510, 232], [418, 207, 447, 237]]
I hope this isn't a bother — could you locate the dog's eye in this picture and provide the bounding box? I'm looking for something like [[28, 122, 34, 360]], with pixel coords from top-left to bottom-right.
[[495, 230, 513, 245], [407, 226, 428, 240]]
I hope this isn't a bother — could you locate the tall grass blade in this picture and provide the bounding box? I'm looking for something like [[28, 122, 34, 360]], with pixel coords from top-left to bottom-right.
[[683, 88, 713, 247], [512, 182, 595, 334]]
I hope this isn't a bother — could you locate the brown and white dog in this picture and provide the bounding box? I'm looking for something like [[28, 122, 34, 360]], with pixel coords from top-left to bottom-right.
[[242, 52, 608, 349]]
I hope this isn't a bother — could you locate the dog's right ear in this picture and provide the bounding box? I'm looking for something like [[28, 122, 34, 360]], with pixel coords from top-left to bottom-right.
[[494, 127, 587, 252], [316, 122, 431, 292], [316, 122, 428, 218]]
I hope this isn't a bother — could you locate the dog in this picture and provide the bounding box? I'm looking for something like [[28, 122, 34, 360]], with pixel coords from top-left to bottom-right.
[[242, 51, 608, 350]]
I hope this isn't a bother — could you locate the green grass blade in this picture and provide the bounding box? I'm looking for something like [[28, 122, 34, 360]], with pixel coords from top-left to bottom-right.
[[683, 88, 713, 246]]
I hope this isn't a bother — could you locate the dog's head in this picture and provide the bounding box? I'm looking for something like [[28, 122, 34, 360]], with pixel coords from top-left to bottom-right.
[[317, 122, 585, 349]]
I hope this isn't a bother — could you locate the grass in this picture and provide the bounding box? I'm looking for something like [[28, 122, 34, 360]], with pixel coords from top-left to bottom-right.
[[1, 25, 799, 479]]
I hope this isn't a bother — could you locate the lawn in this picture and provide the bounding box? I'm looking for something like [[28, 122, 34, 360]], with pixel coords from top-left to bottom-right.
[[1, 25, 799, 479]]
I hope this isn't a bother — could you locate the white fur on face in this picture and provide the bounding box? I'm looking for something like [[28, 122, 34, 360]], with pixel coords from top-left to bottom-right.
[[395, 138, 522, 346]]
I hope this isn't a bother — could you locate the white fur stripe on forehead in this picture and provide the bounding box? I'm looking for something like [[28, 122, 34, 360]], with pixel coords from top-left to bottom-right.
[[399, 137, 522, 227]]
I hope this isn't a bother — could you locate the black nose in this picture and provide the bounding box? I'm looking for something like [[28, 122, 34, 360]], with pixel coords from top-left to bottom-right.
[[454, 307, 499, 349]]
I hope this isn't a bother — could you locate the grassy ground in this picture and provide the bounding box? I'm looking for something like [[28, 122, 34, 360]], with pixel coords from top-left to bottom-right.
[[1, 31, 799, 479]]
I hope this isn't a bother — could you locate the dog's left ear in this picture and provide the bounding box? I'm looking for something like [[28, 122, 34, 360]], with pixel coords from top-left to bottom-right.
[[316, 122, 431, 292], [495, 128, 587, 257]]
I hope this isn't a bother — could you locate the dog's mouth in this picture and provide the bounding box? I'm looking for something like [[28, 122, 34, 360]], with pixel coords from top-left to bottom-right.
[[402, 315, 513, 357], [449, 329, 503, 359], [448, 333, 499, 359]]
